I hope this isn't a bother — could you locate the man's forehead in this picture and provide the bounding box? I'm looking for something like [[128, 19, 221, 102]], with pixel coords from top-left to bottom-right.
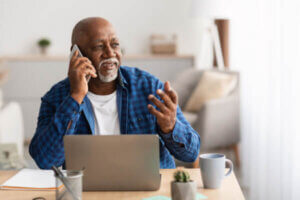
[[93, 36, 119, 43], [85, 25, 118, 42], [72, 17, 118, 44]]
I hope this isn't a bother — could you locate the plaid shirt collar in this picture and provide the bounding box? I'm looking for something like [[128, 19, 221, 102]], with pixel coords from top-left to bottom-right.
[[82, 66, 128, 134], [117, 67, 128, 88]]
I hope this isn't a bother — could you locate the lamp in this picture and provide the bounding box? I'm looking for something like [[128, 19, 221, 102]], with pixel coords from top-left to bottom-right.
[[191, 0, 232, 68]]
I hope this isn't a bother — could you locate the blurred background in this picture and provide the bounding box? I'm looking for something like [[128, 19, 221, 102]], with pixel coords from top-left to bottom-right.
[[0, 0, 299, 199]]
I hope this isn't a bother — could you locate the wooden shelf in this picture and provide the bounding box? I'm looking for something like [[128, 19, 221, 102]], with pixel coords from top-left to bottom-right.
[[123, 54, 194, 60], [0, 54, 194, 63]]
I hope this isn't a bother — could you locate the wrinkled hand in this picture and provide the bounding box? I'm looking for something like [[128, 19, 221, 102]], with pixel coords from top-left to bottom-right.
[[68, 50, 97, 104], [148, 81, 178, 134]]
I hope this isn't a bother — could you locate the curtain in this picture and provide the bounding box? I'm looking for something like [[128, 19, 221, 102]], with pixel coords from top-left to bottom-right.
[[230, 0, 300, 199]]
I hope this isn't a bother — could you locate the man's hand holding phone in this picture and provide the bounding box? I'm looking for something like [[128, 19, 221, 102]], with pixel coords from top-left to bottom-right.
[[68, 50, 97, 104]]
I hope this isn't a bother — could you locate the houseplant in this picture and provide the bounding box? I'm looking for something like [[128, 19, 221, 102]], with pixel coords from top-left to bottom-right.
[[171, 170, 197, 200], [37, 38, 51, 55]]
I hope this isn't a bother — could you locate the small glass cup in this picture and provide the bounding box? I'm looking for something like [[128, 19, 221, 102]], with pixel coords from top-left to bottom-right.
[[55, 170, 83, 200]]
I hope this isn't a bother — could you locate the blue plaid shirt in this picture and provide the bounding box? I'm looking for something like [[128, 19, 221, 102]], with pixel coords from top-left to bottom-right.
[[29, 66, 201, 169]]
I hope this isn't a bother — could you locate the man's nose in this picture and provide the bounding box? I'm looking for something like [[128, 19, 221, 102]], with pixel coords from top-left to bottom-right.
[[104, 46, 116, 58]]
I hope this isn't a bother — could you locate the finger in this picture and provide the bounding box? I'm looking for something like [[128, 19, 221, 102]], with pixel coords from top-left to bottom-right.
[[148, 94, 169, 113], [80, 68, 97, 78], [78, 62, 96, 73], [77, 61, 94, 71], [73, 57, 92, 68], [70, 50, 79, 65], [168, 89, 178, 105], [156, 89, 175, 110], [75, 60, 96, 76], [164, 81, 171, 92], [74, 57, 92, 68], [164, 81, 178, 104], [78, 63, 97, 78], [147, 104, 164, 119]]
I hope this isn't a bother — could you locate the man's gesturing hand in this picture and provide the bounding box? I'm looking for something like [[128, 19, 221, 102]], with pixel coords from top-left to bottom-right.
[[148, 81, 178, 134], [68, 50, 97, 104]]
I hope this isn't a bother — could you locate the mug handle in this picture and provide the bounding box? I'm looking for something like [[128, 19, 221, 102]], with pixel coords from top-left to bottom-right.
[[225, 159, 234, 177]]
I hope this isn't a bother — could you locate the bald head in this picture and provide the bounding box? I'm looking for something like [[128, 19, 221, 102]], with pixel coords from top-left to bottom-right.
[[71, 17, 115, 45]]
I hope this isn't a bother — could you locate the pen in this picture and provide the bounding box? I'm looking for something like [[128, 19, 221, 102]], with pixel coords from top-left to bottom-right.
[[51, 166, 79, 200]]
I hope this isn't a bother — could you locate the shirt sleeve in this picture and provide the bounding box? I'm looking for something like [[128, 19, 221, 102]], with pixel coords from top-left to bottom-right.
[[29, 95, 83, 169], [153, 79, 201, 163], [158, 106, 201, 162]]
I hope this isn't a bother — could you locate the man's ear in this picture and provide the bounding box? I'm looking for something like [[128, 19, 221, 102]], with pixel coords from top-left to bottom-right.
[[70, 45, 74, 51]]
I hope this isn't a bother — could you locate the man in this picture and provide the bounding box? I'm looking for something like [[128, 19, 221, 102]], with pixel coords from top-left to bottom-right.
[[29, 17, 200, 169]]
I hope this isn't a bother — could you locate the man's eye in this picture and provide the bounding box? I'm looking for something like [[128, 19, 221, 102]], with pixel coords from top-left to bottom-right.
[[94, 45, 103, 50], [112, 43, 119, 48]]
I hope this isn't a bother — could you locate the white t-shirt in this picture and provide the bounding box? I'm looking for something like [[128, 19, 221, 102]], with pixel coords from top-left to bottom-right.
[[87, 91, 120, 135]]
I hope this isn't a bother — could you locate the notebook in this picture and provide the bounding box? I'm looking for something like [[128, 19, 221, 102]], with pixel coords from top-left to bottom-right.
[[1, 168, 62, 191]]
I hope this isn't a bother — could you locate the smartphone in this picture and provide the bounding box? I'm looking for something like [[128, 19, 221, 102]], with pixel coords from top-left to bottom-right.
[[70, 44, 91, 82], [70, 44, 83, 60]]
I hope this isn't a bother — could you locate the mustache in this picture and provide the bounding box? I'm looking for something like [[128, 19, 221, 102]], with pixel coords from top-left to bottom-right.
[[98, 58, 119, 68]]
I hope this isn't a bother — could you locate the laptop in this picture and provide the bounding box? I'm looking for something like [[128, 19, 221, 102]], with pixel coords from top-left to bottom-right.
[[64, 135, 161, 191]]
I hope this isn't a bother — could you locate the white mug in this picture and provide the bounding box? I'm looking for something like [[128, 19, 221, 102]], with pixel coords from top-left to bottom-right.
[[199, 153, 233, 189]]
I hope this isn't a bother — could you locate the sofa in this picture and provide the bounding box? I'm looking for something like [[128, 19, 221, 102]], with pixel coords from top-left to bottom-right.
[[171, 68, 240, 168]]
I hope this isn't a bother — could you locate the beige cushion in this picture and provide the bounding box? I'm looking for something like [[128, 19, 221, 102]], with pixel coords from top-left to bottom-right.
[[184, 71, 237, 112], [171, 69, 203, 108], [182, 111, 198, 125]]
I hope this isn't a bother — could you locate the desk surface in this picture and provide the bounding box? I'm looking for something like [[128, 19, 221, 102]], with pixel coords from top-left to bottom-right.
[[0, 168, 245, 200]]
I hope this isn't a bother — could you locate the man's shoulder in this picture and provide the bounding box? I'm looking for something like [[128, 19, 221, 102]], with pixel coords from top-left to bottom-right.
[[120, 66, 161, 85], [42, 78, 70, 102]]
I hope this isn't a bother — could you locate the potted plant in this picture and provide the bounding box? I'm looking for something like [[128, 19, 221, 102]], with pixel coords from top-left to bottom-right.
[[37, 38, 51, 55], [171, 170, 197, 200]]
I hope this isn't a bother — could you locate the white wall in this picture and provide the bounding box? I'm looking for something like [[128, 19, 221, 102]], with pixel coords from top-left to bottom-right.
[[0, 0, 211, 59]]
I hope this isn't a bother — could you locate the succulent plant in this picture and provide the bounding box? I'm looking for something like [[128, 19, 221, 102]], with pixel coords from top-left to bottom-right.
[[174, 170, 191, 182]]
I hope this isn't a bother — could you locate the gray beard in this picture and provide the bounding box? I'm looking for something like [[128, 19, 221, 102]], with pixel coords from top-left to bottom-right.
[[97, 70, 118, 82], [96, 58, 119, 83]]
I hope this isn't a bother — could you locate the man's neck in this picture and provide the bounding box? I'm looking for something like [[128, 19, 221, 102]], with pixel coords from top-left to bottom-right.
[[88, 78, 117, 95]]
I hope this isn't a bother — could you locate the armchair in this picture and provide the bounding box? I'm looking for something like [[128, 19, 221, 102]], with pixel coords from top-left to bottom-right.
[[171, 68, 240, 168]]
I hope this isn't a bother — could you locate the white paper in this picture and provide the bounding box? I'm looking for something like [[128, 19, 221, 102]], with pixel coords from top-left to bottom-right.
[[1, 168, 60, 190]]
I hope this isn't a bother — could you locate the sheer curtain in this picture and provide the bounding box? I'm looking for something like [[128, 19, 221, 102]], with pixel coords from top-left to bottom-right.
[[230, 0, 300, 199]]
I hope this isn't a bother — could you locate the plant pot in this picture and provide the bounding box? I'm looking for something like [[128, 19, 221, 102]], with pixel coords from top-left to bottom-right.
[[40, 46, 48, 55], [171, 181, 197, 200]]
